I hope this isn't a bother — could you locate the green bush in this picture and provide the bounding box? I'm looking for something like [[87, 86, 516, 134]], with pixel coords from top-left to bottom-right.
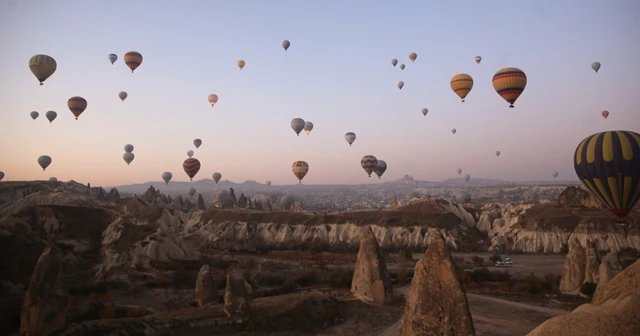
[[580, 282, 597, 297]]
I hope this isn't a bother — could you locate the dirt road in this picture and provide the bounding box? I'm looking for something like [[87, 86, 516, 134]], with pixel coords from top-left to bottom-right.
[[377, 287, 568, 336]]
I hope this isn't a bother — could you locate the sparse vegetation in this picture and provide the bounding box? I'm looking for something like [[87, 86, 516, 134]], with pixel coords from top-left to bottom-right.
[[471, 256, 485, 267], [580, 282, 597, 297], [489, 253, 503, 263]]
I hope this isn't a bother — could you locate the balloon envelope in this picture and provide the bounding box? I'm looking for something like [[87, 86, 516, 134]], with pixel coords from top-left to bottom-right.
[[450, 74, 474, 102], [592, 62, 601, 73], [492, 67, 527, 108], [237, 60, 246, 70], [212, 172, 222, 184], [421, 108, 428, 116], [108, 53, 117, 64], [67, 96, 87, 120], [602, 110, 610, 119], [292, 161, 309, 182], [573, 130, 640, 222], [474, 56, 482, 64], [183, 158, 201, 180], [38, 155, 52, 171], [208, 94, 219, 106], [29, 54, 57, 85], [124, 51, 143, 73], [0, 172, 4, 181], [304, 121, 314, 135], [291, 118, 305, 136], [123, 152, 135, 165], [374, 160, 387, 179], [391, 59, 398, 67], [118, 91, 128, 102], [193, 138, 202, 149], [282, 40, 291, 50], [162, 172, 173, 185], [360, 155, 378, 177], [45, 111, 57, 123], [30, 111, 39, 120], [187, 150, 194, 158], [345, 132, 356, 146], [124, 144, 134, 153]]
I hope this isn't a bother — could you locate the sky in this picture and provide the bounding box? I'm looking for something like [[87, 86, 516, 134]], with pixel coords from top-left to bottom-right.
[[0, 0, 639, 187]]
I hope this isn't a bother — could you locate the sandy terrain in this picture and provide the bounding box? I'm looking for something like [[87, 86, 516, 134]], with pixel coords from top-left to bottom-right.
[[377, 286, 569, 336]]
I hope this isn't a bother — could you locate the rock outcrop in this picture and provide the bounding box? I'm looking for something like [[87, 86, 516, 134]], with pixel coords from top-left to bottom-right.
[[558, 186, 602, 208], [583, 240, 600, 284], [399, 231, 475, 336], [195, 264, 217, 307], [594, 251, 623, 298], [197, 194, 206, 210], [20, 244, 69, 336], [559, 238, 587, 294], [223, 265, 252, 323], [351, 226, 393, 305], [106, 187, 120, 202], [527, 260, 640, 336]]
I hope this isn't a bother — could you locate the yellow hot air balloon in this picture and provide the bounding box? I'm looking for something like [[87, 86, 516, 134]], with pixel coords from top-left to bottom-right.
[[67, 96, 87, 120], [492, 67, 527, 108], [208, 94, 219, 106], [29, 55, 57, 85], [237, 60, 246, 70], [450, 74, 474, 102], [124, 51, 143, 73]]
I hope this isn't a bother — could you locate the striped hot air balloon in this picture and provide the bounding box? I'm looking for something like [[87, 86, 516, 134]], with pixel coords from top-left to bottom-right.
[[492, 67, 527, 108], [574, 130, 640, 226], [292, 161, 309, 183], [360, 155, 378, 177], [124, 51, 143, 73], [67, 96, 87, 120], [450, 74, 474, 102], [29, 54, 57, 85], [183, 158, 201, 181]]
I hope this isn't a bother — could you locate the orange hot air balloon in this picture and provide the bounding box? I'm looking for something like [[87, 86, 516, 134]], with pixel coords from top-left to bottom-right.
[[67, 96, 87, 120], [450, 74, 474, 102], [292, 161, 309, 183], [601, 110, 610, 119], [492, 67, 527, 108], [183, 158, 201, 181], [124, 51, 143, 73]]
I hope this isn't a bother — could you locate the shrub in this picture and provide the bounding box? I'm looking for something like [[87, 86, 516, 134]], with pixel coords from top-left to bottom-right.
[[471, 256, 485, 268], [326, 267, 353, 289], [453, 256, 466, 267], [459, 271, 472, 286], [398, 254, 408, 286], [294, 270, 320, 287], [100, 305, 117, 319], [580, 282, 597, 297], [489, 254, 502, 263]]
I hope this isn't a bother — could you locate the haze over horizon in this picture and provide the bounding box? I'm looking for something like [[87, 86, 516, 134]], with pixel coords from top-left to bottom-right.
[[1, 0, 638, 186]]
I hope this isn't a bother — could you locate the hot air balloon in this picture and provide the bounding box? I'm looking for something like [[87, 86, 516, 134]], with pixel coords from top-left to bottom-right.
[[162, 172, 173, 185], [464, 174, 471, 182], [552, 171, 559, 178], [48, 177, 57, 182], [474, 56, 482, 64], [391, 59, 398, 67], [592, 62, 601, 73], [67, 96, 87, 120], [457, 168, 462, 175], [208, 94, 219, 107], [292, 161, 309, 183], [450, 74, 474, 102], [399, 64, 405, 70], [360, 155, 378, 177], [183, 158, 201, 181], [291, 118, 305, 136], [492, 67, 527, 108], [374, 160, 387, 179], [30, 111, 39, 120], [282, 40, 291, 51], [0, 172, 4, 181], [573, 130, 640, 225], [602, 110, 610, 119], [124, 144, 134, 153], [45, 111, 57, 123], [118, 91, 128, 102], [397, 81, 404, 90], [212, 172, 222, 184], [237, 59, 246, 70], [188, 187, 196, 197], [304, 121, 314, 135], [345, 132, 356, 146], [266, 180, 272, 187], [38, 155, 52, 171], [29, 54, 57, 85], [408, 53, 417, 63], [421, 108, 428, 116], [452, 129, 457, 134], [455, 191, 471, 203], [123, 152, 135, 165], [187, 150, 194, 158], [124, 51, 143, 73], [193, 138, 202, 149], [108, 53, 117, 64], [496, 151, 501, 157]]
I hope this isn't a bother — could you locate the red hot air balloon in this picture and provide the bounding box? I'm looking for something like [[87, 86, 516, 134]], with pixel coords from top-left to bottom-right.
[[183, 158, 201, 181]]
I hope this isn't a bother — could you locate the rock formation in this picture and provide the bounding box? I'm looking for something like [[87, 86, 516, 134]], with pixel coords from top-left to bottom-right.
[[583, 239, 600, 284], [227, 188, 238, 208], [197, 194, 206, 210], [559, 238, 586, 294], [594, 251, 623, 297], [592, 259, 640, 306], [195, 264, 217, 307], [290, 200, 304, 212], [237, 193, 247, 208], [20, 244, 69, 336], [558, 186, 602, 208], [527, 260, 640, 336], [223, 265, 252, 323], [399, 231, 475, 336], [106, 187, 120, 202], [391, 196, 399, 209], [351, 226, 393, 305]]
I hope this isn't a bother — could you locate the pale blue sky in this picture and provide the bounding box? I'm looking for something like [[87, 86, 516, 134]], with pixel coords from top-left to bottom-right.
[[0, 0, 638, 186]]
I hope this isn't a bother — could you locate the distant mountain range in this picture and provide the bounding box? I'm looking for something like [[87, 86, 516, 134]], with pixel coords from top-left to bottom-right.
[[110, 175, 580, 194]]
